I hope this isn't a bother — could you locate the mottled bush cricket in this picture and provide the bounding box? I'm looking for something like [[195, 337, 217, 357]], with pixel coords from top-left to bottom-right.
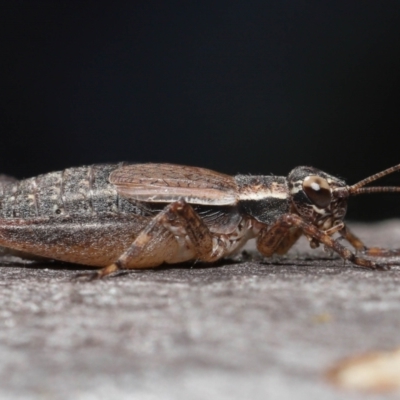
[[0, 162, 400, 278]]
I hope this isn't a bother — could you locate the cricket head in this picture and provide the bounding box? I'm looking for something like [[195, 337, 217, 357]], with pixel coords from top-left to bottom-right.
[[288, 166, 348, 230], [288, 163, 400, 231]]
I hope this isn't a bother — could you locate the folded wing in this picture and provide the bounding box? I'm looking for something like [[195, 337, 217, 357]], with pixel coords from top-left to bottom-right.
[[109, 163, 239, 205]]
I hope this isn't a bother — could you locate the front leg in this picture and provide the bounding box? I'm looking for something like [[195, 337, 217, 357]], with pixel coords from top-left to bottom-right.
[[257, 214, 389, 270], [340, 225, 400, 257], [93, 200, 223, 278]]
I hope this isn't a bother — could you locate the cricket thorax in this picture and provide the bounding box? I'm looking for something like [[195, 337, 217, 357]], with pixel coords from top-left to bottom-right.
[[184, 205, 256, 258], [209, 217, 257, 259], [0, 164, 149, 219], [235, 175, 290, 225]]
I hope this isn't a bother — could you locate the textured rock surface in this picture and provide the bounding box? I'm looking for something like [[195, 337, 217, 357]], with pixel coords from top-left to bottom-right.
[[1, 221, 400, 399]]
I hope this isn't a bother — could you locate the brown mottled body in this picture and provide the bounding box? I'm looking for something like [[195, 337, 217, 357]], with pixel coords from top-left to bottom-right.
[[0, 164, 150, 265], [0, 164, 255, 268], [0, 162, 399, 278]]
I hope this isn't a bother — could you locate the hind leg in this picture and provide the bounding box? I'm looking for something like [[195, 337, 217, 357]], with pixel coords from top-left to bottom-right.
[[92, 199, 223, 279]]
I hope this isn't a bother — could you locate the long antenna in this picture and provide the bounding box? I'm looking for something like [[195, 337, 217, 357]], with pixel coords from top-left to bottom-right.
[[348, 163, 400, 196]]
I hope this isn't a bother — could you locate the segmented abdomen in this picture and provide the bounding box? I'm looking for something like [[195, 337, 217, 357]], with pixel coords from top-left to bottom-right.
[[0, 164, 143, 218]]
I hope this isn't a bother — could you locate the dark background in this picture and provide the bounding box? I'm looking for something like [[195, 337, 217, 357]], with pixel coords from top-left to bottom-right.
[[1, 2, 400, 220]]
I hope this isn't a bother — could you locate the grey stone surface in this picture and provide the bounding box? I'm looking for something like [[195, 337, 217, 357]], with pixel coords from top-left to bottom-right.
[[1, 221, 400, 399]]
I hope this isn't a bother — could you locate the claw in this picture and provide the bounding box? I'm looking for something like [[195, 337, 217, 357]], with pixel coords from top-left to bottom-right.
[[349, 263, 390, 272], [374, 264, 391, 272], [73, 270, 103, 281], [72, 263, 121, 281]]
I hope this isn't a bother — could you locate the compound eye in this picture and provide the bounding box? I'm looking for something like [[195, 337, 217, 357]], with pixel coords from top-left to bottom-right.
[[302, 176, 331, 208]]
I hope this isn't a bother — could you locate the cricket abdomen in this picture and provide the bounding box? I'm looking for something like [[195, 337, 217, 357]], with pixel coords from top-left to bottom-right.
[[0, 164, 146, 219], [0, 214, 151, 266]]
